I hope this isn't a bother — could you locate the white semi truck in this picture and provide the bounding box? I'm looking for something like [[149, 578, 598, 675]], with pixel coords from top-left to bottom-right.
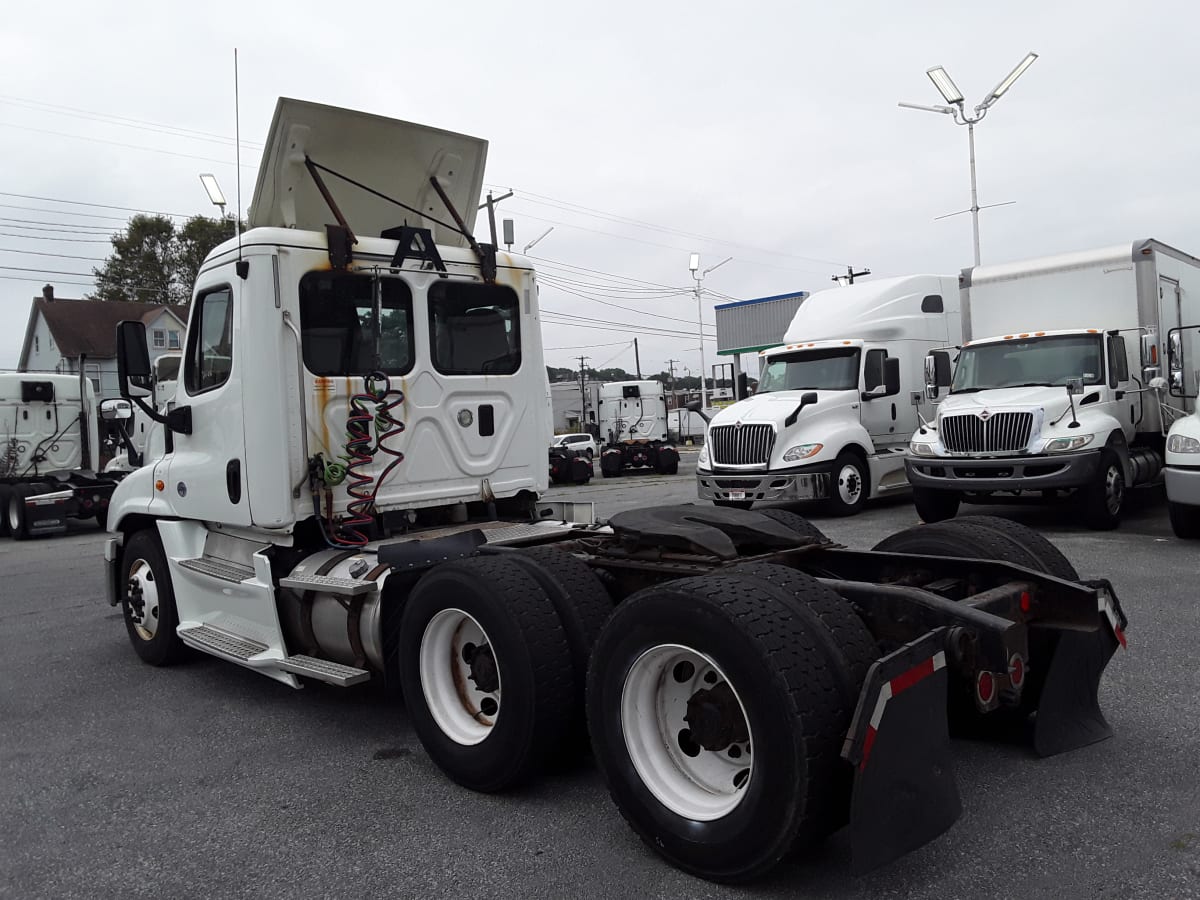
[[102, 98, 1129, 883], [908, 240, 1200, 529], [697, 275, 962, 514], [1163, 323, 1200, 537], [596, 379, 679, 477]]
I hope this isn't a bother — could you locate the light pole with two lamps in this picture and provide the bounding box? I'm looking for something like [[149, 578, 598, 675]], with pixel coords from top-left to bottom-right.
[[688, 253, 731, 409], [899, 51, 1037, 266]]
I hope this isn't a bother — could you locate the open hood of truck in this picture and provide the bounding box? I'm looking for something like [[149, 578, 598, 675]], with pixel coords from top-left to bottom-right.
[[249, 98, 488, 248]]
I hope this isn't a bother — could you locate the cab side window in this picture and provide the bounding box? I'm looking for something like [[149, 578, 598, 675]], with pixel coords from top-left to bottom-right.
[[185, 286, 234, 394], [1108, 335, 1129, 387], [863, 349, 888, 390]]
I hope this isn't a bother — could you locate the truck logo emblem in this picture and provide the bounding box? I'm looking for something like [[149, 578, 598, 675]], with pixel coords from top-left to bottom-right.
[[978, 409, 992, 420], [734, 420, 743, 429]]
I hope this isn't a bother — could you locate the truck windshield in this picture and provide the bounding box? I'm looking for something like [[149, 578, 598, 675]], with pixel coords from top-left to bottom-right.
[[952, 334, 1104, 392], [757, 347, 860, 394]]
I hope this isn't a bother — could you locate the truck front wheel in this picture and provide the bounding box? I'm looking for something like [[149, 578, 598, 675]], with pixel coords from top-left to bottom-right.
[[912, 486, 961, 523], [1078, 449, 1125, 531], [825, 451, 867, 516], [121, 529, 186, 666], [1168, 501, 1200, 539]]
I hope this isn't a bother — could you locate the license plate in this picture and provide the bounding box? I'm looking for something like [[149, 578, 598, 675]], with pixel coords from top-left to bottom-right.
[[728, 490, 747, 501]]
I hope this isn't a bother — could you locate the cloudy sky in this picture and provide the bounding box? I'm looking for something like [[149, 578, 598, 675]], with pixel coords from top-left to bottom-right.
[[2, 0, 1197, 378]]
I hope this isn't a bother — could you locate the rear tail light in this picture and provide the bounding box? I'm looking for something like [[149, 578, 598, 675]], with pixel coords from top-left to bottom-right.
[[1009, 654, 1026, 689], [976, 671, 995, 705]]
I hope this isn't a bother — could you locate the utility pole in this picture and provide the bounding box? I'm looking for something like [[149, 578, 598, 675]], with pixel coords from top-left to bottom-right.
[[688, 254, 732, 408], [577, 355, 590, 432], [633, 338, 642, 379], [832, 265, 871, 286]]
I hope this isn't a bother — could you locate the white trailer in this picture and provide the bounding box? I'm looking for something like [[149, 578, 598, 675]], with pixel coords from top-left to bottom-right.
[[909, 239, 1200, 529], [596, 380, 679, 476], [101, 98, 1129, 884], [697, 275, 962, 514]]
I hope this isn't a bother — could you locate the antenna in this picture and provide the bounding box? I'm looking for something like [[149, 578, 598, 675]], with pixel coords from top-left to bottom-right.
[[234, 48, 248, 279]]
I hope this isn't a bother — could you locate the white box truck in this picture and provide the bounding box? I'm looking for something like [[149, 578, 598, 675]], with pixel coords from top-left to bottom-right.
[[696, 275, 962, 514], [99, 98, 1129, 883], [908, 239, 1200, 529]]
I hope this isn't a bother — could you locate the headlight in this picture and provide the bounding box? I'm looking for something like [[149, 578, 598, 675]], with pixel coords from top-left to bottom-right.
[[1168, 433, 1200, 453], [697, 444, 710, 468], [909, 441, 935, 457], [783, 443, 823, 462], [1043, 434, 1094, 453]]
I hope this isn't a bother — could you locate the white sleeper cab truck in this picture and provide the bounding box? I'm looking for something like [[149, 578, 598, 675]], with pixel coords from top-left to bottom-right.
[[1164, 323, 1200, 537], [104, 98, 1130, 884], [697, 275, 961, 514], [596, 379, 679, 477], [0, 372, 140, 538], [909, 239, 1200, 529]]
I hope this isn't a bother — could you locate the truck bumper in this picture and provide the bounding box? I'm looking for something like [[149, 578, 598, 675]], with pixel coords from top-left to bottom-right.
[[1165, 465, 1200, 506], [697, 465, 831, 503], [906, 449, 1103, 493]]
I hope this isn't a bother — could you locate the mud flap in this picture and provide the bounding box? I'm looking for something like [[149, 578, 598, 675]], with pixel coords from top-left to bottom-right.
[[1032, 626, 1120, 757], [842, 628, 962, 873]]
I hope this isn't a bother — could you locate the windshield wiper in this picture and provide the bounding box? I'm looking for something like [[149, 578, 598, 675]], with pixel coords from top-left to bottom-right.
[[949, 387, 987, 394], [1005, 382, 1055, 388]]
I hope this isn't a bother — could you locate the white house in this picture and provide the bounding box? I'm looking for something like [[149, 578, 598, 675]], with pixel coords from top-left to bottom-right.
[[16, 286, 188, 400]]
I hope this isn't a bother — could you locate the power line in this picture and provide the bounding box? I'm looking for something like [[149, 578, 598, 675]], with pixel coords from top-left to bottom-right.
[[0, 231, 110, 243], [545, 340, 631, 351], [0, 191, 193, 219], [0, 121, 256, 169], [542, 281, 715, 329], [0, 218, 117, 233], [0, 247, 106, 262]]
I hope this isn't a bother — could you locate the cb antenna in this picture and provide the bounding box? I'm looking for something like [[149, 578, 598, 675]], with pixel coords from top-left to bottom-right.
[[234, 48, 248, 279]]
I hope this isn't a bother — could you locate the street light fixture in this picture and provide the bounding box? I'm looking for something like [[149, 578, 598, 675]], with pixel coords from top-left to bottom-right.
[[901, 51, 1038, 266], [199, 174, 226, 216], [523, 226, 554, 254], [688, 253, 732, 408]]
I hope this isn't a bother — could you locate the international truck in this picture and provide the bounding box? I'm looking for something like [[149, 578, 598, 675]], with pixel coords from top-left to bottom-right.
[[1163, 323, 1200, 537], [596, 379, 680, 477], [697, 275, 962, 514], [102, 98, 1128, 883], [0, 371, 141, 539], [908, 240, 1200, 529]]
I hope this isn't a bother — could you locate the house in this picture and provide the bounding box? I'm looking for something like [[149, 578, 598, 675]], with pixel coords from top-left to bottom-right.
[[17, 285, 188, 400]]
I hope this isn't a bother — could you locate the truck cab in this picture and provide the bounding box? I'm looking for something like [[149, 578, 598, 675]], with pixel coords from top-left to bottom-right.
[[697, 275, 960, 514]]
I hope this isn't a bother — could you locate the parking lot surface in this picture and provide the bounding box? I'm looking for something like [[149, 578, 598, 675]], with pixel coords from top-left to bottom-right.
[[2, 458, 1198, 899]]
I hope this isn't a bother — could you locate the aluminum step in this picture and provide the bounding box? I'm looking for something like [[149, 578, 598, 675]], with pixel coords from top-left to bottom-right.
[[179, 556, 255, 584], [484, 522, 579, 545], [178, 623, 268, 660], [278, 573, 378, 596], [278, 655, 370, 687]]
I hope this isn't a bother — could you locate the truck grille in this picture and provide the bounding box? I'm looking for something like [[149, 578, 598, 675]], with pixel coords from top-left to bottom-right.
[[940, 412, 1033, 453], [709, 423, 775, 466]]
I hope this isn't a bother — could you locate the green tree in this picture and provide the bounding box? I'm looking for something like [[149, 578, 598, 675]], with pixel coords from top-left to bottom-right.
[[174, 215, 240, 293]]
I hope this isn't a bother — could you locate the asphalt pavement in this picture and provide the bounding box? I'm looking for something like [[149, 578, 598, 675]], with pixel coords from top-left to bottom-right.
[[1, 458, 1198, 899]]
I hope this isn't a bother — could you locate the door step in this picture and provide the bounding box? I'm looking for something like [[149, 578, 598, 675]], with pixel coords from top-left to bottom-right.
[[178, 624, 370, 687], [179, 556, 255, 584], [278, 573, 378, 596], [278, 655, 371, 686]]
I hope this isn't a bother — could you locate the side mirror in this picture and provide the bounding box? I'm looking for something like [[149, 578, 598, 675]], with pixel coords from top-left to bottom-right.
[[1141, 333, 1158, 367], [116, 321, 153, 397], [99, 398, 132, 421], [784, 391, 819, 427], [924, 350, 952, 399], [883, 356, 901, 396], [686, 399, 711, 424], [1066, 377, 1084, 396]]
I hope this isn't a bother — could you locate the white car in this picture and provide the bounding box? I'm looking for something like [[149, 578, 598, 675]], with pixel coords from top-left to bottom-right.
[[552, 432, 598, 458]]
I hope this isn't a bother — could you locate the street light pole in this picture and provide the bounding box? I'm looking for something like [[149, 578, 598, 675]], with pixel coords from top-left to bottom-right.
[[688, 253, 732, 408], [900, 52, 1037, 267]]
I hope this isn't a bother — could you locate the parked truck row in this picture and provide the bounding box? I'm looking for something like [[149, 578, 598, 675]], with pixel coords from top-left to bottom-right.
[[96, 98, 1130, 884]]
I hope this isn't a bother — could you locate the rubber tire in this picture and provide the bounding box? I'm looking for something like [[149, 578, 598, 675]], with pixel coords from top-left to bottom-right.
[[0, 484, 11, 537], [121, 528, 187, 666], [729, 563, 879, 838], [508, 545, 615, 752], [825, 450, 868, 517], [600, 452, 623, 479], [399, 556, 574, 792], [1077, 449, 1125, 531], [586, 574, 846, 882], [952, 515, 1079, 581], [1168, 501, 1200, 539], [754, 508, 829, 544], [655, 447, 680, 476], [8, 483, 33, 540], [713, 500, 754, 511], [912, 486, 961, 524], [94, 506, 109, 531]]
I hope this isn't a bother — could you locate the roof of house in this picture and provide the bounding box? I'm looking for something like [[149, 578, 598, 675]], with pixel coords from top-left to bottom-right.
[[18, 297, 188, 365]]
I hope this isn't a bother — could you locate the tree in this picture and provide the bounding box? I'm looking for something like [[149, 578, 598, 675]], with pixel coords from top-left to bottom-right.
[[92, 213, 242, 305]]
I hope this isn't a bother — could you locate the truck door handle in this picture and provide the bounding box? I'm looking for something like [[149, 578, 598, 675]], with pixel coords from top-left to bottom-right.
[[1115, 390, 1125, 400], [478, 404, 495, 437], [226, 459, 242, 504]]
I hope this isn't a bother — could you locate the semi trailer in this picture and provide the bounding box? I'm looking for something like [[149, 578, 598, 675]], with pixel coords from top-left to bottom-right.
[[909, 240, 1200, 529], [102, 98, 1128, 883]]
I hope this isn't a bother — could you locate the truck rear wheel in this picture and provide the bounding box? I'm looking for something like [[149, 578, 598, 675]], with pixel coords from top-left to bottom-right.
[[755, 508, 828, 544], [399, 557, 574, 792], [1077, 449, 1124, 531], [121, 529, 186, 666], [713, 499, 753, 511], [825, 451, 867, 516], [586, 575, 845, 882], [912, 486, 961, 523], [1168, 501, 1200, 539], [600, 451, 623, 478], [0, 485, 11, 537], [8, 483, 33, 540]]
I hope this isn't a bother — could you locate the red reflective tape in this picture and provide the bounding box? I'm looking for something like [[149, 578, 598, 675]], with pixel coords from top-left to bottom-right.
[[859, 725, 878, 771], [889, 656, 936, 697], [1114, 626, 1127, 649]]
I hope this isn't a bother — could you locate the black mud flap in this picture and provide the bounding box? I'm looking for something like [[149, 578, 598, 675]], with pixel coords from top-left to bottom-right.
[[1032, 626, 1121, 757], [842, 628, 962, 873]]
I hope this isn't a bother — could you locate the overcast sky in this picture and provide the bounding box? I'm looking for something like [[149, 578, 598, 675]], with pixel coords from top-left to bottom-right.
[[2, 0, 1198, 378]]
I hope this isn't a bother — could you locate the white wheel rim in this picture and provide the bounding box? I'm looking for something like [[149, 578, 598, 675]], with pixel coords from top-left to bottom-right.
[[419, 608, 501, 746], [620, 644, 754, 821], [837, 464, 863, 505], [127, 558, 160, 641], [1105, 465, 1124, 515], [8, 494, 20, 532]]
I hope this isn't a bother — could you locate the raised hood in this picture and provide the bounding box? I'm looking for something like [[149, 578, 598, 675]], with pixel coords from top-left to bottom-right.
[[249, 98, 488, 248]]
